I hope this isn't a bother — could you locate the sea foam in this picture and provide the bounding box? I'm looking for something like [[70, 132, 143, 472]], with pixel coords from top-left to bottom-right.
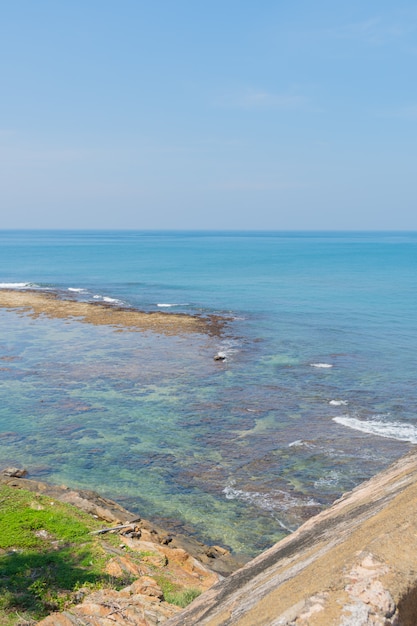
[[333, 415, 417, 444], [0, 282, 36, 289], [223, 482, 319, 532], [314, 470, 342, 489], [157, 303, 189, 308], [93, 295, 123, 304], [310, 363, 333, 368]]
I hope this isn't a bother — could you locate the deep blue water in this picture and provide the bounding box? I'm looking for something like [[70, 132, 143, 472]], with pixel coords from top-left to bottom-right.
[[0, 230, 416, 557]]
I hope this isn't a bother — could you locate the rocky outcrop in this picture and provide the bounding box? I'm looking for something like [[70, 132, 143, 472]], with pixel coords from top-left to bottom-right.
[[0, 289, 229, 337], [0, 470, 240, 577], [7, 448, 417, 625], [35, 536, 222, 626], [37, 583, 181, 625], [35, 532, 222, 625], [0, 470, 240, 625], [166, 448, 417, 625]]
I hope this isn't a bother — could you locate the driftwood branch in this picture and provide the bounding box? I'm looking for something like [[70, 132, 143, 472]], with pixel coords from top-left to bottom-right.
[[90, 518, 141, 535]]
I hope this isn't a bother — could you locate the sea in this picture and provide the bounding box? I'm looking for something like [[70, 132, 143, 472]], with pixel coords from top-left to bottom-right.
[[1, 230, 416, 558]]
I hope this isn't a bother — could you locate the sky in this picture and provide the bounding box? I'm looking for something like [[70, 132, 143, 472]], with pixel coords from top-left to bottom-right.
[[1, 1, 417, 230]]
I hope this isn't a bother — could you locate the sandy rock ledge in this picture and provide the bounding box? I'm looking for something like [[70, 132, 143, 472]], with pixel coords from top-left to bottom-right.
[[166, 448, 417, 626]]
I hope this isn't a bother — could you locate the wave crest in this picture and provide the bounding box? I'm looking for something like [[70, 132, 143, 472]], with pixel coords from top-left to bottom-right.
[[333, 415, 417, 444]]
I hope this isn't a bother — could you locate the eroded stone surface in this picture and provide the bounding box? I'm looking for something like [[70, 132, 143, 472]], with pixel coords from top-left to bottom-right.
[[166, 448, 417, 625], [37, 580, 181, 625]]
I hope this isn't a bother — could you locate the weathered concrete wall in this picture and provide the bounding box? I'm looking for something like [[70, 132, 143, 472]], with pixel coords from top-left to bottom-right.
[[167, 448, 417, 625]]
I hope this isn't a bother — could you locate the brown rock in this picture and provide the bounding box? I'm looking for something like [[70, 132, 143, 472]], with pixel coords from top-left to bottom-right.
[[104, 556, 143, 578], [38, 585, 181, 625], [204, 545, 229, 558], [138, 528, 159, 543], [1, 466, 27, 477], [129, 576, 164, 599], [37, 614, 81, 625], [162, 547, 189, 565], [141, 553, 168, 568]]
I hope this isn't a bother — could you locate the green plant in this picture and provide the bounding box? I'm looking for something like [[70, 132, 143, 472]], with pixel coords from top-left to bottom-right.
[[0, 485, 125, 623], [166, 587, 201, 608], [153, 574, 201, 607]]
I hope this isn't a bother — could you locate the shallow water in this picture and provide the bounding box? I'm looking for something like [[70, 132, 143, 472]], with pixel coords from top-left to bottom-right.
[[0, 231, 416, 557]]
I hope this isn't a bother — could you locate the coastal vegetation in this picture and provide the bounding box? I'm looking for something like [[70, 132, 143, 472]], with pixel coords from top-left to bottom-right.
[[0, 484, 201, 624], [0, 484, 129, 623]]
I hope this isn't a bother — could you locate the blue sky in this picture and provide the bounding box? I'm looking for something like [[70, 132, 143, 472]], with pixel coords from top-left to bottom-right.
[[1, 1, 416, 229]]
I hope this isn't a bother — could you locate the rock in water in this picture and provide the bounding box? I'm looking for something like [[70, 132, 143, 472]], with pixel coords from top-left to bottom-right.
[[1, 467, 28, 477]]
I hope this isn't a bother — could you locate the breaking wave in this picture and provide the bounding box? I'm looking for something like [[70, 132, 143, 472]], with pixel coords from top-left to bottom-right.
[[93, 295, 123, 304], [310, 362, 333, 368], [0, 282, 38, 289], [333, 415, 417, 444], [223, 481, 319, 532], [157, 303, 189, 308]]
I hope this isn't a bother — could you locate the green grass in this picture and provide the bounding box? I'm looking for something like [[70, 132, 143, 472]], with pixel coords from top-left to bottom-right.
[[0, 484, 203, 624], [0, 485, 125, 623], [0, 486, 96, 550], [154, 574, 201, 608]]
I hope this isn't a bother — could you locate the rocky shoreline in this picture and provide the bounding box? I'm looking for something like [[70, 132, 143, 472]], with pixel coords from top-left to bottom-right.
[[0, 468, 243, 578], [1, 468, 244, 625], [5, 449, 417, 625], [0, 289, 229, 336]]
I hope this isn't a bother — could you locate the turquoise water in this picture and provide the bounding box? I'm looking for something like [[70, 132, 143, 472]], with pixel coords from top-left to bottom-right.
[[1, 230, 416, 557]]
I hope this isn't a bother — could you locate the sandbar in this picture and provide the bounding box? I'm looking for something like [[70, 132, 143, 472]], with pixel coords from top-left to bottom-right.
[[0, 289, 227, 336]]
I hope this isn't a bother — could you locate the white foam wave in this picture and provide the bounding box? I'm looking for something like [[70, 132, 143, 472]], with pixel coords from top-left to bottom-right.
[[68, 287, 86, 293], [216, 339, 240, 359], [329, 400, 348, 406], [0, 282, 36, 289], [103, 296, 122, 304], [93, 294, 123, 304], [288, 439, 315, 449], [157, 303, 189, 308], [223, 482, 319, 532], [311, 363, 333, 368], [314, 470, 342, 489], [333, 415, 417, 444]]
